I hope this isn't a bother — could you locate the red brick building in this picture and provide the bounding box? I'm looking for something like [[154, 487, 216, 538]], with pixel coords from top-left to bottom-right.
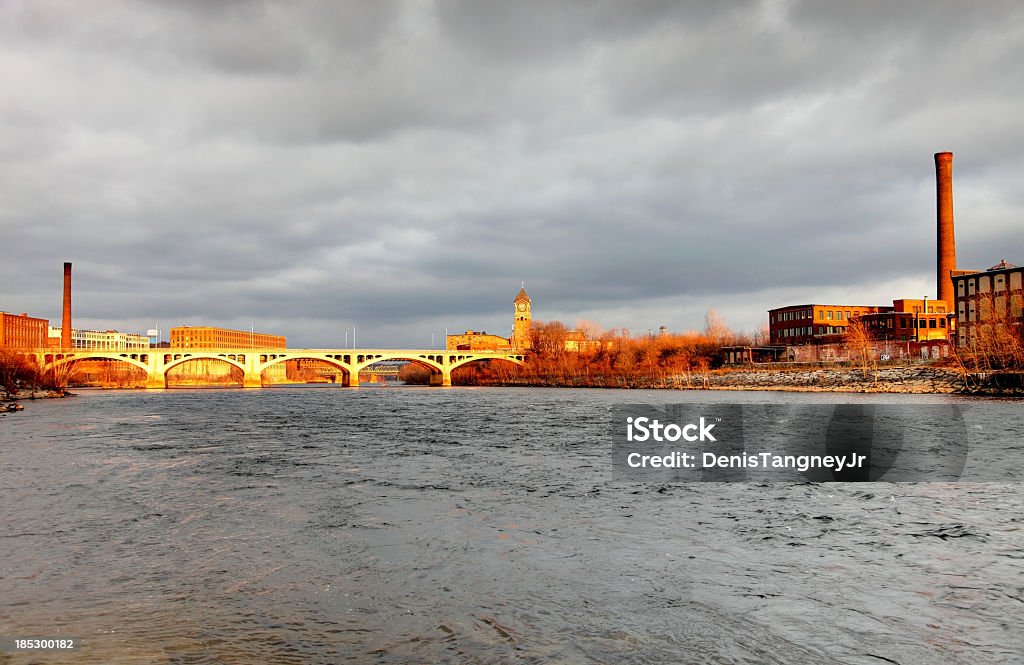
[[170, 326, 286, 349], [0, 312, 49, 349], [769, 304, 892, 345]]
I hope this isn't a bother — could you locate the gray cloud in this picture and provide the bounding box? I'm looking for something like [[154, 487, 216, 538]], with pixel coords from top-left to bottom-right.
[[1, 1, 1022, 347]]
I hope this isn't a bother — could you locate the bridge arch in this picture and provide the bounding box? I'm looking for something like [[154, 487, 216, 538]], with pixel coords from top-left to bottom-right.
[[162, 353, 246, 376], [350, 353, 446, 387], [42, 351, 150, 375], [256, 354, 354, 386], [448, 354, 525, 372], [352, 353, 444, 373], [448, 354, 526, 386]]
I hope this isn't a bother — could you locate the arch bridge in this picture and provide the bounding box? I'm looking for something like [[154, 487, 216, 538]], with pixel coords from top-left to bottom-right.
[[26, 347, 526, 389]]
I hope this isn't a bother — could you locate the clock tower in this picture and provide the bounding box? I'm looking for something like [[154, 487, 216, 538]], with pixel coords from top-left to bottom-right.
[[512, 285, 532, 350]]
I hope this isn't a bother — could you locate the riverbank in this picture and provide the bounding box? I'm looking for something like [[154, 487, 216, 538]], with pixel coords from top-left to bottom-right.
[[2, 388, 74, 404], [703, 366, 966, 393], [468, 365, 1024, 395]]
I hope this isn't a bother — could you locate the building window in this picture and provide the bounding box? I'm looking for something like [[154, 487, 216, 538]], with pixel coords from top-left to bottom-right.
[[827, 311, 833, 320]]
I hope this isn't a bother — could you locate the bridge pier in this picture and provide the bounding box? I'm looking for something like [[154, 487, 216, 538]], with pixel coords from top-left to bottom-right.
[[242, 372, 263, 389], [430, 370, 452, 387], [343, 373, 359, 387], [145, 374, 166, 389]]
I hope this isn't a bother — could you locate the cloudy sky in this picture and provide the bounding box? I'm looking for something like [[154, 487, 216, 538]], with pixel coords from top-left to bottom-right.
[[2, 1, 1023, 347]]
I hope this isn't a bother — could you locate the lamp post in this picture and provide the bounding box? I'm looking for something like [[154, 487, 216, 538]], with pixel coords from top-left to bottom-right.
[[923, 295, 928, 343]]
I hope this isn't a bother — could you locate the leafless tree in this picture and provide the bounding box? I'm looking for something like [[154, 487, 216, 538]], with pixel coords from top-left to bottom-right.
[[844, 319, 877, 381]]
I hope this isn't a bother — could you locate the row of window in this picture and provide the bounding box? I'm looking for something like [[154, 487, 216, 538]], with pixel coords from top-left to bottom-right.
[[773, 309, 812, 323], [870, 318, 946, 329], [772, 308, 874, 324], [957, 270, 1024, 297], [775, 325, 854, 339]]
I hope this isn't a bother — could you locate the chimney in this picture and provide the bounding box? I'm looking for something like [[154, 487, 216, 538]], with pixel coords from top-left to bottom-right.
[[62, 262, 72, 348], [935, 152, 956, 309]]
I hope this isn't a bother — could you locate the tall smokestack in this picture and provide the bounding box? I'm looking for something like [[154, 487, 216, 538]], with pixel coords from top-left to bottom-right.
[[62, 262, 72, 348], [935, 152, 956, 309]]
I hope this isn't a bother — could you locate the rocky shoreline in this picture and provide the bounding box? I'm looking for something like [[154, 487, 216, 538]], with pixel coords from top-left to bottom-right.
[[475, 366, 1024, 395], [1, 390, 74, 415], [703, 366, 968, 393]]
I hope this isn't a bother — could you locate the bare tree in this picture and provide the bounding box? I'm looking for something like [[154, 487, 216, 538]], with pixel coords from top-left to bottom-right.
[[703, 309, 733, 346], [845, 319, 877, 381]]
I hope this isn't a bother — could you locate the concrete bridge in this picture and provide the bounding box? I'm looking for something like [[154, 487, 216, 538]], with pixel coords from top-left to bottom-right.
[[27, 348, 526, 389]]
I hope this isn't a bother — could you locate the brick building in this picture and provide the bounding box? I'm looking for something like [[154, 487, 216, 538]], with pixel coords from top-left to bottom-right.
[[447, 330, 512, 351], [855, 298, 952, 343], [768, 304, 892, 345], [0, 312, 50, 349], [170, 326, 286, 349], [770, 299, 954, 347], [953, 259, 1024, 347]]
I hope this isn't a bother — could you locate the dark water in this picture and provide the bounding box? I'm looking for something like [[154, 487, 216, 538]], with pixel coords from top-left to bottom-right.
[[1, 387, 1022, 664]]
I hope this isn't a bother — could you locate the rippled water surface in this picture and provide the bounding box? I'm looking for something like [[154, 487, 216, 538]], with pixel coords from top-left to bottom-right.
[[1, 386, 1022, 664]]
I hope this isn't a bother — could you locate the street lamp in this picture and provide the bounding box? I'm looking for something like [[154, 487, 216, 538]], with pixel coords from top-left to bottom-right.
[[922, 295, 928, 342]]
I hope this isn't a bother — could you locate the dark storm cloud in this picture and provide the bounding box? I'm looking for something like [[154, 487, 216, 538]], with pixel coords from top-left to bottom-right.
[[1, 1, 1023, 346]]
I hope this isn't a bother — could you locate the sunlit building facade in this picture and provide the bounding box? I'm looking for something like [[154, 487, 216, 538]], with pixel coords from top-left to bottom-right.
[[953, 259, 1024, 347], [48, 327, 150, 350], [0, 312, 49, 349], [170, 326, 286, 349]]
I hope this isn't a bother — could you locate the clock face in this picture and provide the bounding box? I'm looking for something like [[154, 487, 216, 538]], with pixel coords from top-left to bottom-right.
[[517, 302, 527, 312]]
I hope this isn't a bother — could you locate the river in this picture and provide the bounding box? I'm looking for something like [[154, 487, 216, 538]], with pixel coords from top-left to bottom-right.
[[1, 386, 1022, 664]]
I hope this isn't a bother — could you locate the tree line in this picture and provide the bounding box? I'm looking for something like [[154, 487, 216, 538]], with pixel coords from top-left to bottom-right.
[[438, 311, 759, 388]]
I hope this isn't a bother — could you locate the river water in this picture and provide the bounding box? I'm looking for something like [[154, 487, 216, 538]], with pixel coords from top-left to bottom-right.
[[1, 387, 1022, 664]]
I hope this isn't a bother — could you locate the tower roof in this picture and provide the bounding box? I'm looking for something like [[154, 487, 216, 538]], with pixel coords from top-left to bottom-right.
[[514, 286, 530, 303]]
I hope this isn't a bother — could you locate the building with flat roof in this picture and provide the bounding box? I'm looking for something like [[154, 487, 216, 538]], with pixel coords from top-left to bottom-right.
[[170, 326, 286, 349], [48, 327, 150, 350], [770, 298, 955, 347], [768, 304, 893, 346], [0, 312, 49, 349], [446, 330, 512, 351], [953, 259, 1024, 348]]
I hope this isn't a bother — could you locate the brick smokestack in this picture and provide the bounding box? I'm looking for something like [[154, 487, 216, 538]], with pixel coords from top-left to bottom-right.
[[935, 152, 956, 309], [62, 262, 72, 348]]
